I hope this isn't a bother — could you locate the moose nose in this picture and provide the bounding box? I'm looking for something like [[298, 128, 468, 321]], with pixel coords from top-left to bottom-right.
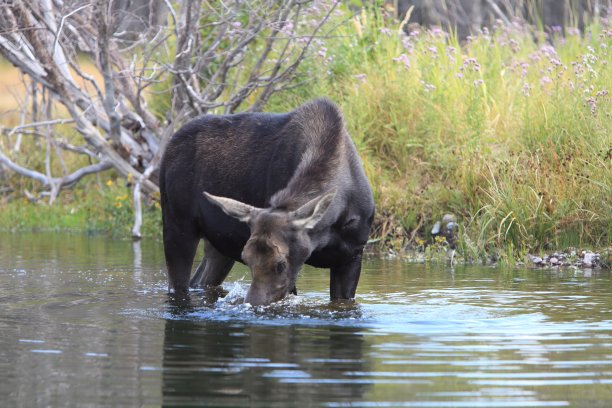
[[244, 290, 264, 306], [244, 282, 286, 306]]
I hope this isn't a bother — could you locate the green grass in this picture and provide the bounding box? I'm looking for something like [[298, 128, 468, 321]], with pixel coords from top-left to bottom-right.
[[1, 5, 610, 259], [0, 176, 162, 239], [267, 6, 611, 260]]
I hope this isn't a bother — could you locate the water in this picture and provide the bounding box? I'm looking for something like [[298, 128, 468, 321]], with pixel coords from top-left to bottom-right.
[[0, 232, 610, 407]]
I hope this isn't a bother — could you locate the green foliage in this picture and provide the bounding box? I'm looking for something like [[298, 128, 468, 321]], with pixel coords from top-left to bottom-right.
[[0, 176, 162, 239], [98, 178, 162, 239], [270, 6, 611, 259], [1, 5, 610, 260]]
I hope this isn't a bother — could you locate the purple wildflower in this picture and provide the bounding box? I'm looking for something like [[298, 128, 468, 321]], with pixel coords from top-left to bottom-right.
[[354, 73, 367, 84], [540, 76, 552, 85], [392, 53, 410, 69], [522, 83, 531, 96], [429, 27, 447, 38]]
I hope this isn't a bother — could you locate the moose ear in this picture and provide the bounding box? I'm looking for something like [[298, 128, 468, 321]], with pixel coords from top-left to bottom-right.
[[204, 192, 261, 223], [291, 190, 336, 230]]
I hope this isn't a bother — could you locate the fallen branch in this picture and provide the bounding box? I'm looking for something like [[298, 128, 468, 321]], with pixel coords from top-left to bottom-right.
[[0, 148, 112, 191]]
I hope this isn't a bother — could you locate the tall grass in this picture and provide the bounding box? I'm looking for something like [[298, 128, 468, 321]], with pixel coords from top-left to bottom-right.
[[269, 6, 611, 259]]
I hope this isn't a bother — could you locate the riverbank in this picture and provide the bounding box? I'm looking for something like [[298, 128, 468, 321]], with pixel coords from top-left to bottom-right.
[[1, 192, 609, 270], [376, 244, 611, 270], [1, 6, 610, 262], [0, 179, 161, 238]]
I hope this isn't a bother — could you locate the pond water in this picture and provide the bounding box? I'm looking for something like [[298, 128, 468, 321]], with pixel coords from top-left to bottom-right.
[[0, 232, 610, 407]]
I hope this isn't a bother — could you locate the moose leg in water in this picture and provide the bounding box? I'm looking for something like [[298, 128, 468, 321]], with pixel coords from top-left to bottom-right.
[[190, 254, 206, 288], [162, 220, 199, 299], [189, 239, 235, 289], [330, 250, 363, 301]]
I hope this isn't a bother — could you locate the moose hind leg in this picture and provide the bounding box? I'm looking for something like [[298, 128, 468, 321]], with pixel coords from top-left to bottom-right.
[[189, 253, 207, 288], [330, 250, 363, 300], [189, 239, 234, 288]]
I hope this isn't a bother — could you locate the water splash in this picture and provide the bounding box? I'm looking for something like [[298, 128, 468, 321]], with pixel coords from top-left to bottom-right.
[[158, 280, 367, 326]]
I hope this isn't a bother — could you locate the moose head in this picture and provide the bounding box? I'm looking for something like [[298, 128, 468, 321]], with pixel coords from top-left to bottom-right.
[[204, 191, 336, 305]]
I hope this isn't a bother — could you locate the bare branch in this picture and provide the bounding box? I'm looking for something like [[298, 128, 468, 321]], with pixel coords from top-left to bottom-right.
[[52, 3, 91, 63], [59, 160, 113, 187], [7, 118, 75, 136], [0, 148, 112, 189], [132, 180, 143, 239], [0, 148, 49, 185], [56, 141, 97, 158]]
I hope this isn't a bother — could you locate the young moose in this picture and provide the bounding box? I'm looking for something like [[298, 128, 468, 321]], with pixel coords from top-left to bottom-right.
[[160, 98, 374, 305]]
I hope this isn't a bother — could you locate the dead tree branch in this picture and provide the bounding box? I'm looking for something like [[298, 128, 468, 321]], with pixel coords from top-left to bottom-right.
[[0, 148, 111, 193], [0, 0, 334, 235]]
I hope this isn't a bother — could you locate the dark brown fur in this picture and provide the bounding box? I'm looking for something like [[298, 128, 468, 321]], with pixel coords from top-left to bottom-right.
[[160, 98, 374, 305]]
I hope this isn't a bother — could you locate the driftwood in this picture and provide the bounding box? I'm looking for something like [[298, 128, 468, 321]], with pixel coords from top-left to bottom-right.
[[0, 0, 337, 237]]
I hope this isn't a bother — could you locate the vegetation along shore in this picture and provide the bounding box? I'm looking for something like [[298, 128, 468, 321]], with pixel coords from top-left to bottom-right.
[[0, 3, 610, 267]]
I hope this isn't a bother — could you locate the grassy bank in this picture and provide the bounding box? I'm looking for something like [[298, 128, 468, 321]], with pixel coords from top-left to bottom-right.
[[0, 177, 161, 238], [1, 6, 610, 262], [268, 8, 611, 260]]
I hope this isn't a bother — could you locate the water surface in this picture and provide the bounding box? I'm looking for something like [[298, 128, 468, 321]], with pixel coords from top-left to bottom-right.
[[0, 232, 610, 407]]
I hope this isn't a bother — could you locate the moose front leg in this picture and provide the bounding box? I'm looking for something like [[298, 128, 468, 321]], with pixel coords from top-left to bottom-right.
[[330, 250, 363, 301], [163, 222, 199, 300]]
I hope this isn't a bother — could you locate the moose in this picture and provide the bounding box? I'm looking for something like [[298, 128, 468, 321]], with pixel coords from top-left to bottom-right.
[[159, 98, 374, 306]]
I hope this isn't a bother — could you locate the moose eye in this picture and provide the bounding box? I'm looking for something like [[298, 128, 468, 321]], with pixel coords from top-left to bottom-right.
[[276, 261, 287, 274]]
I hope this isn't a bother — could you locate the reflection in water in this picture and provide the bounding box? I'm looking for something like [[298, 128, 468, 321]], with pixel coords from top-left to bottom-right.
[[161, 320, 368, 406], [132, 239, 143, 282]]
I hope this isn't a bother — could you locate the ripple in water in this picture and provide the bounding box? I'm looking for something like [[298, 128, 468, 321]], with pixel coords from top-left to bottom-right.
[[1, 233, 611, 407]]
